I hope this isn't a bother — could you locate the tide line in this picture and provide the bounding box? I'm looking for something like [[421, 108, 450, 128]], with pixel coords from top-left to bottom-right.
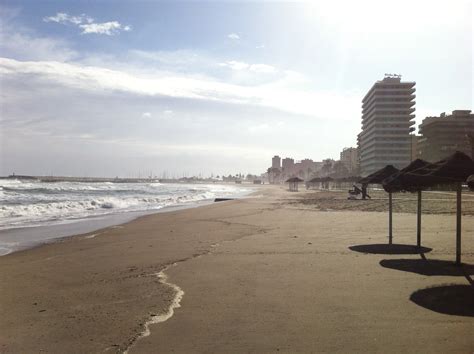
[[123, 263, 184, 353]]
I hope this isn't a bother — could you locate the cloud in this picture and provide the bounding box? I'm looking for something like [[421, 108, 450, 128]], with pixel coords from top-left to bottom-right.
[[80, 22, 131, 35], [123, 49, 214, 73], [43, 12, 131, 35], [0, 52, 362, 176], [0, 32, 77, 62], [248, 123, 270, 133], [43, 12, 92, 25], [0, 7, 77, 61], [219, 60, 249, 71], [0, 57, 361, 119], [219, 60, 277, 74], [227, 33, 240, 40], [248, 64, 277, 74]]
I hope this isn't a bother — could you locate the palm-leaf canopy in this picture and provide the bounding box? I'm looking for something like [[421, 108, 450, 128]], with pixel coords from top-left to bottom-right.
[[286, 177, 304, 183], [387, 152, 474, 190], [382, 159, 431, 193], [358, 165, 399, 185]]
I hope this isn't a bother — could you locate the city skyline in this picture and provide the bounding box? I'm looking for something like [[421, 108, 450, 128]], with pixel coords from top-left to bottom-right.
[[0, 0, 472, 177]]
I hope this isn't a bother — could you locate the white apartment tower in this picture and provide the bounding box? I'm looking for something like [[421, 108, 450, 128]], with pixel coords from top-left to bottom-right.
[[358, 75, 416, 176]]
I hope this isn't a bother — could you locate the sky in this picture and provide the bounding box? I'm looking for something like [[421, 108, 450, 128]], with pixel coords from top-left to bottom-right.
[[0, 0, 472, 177]]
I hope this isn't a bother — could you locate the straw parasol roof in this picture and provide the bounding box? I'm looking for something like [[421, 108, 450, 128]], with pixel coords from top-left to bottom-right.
[[383, 151, 474, 265], [307, 177, 321, 183], [358, 165, 399, 185], [286, 177, 304, 192], [286, 177, 304, 183], [381, 159, 431, 247], [307, 176, 332, 183], [391, 151, 474, 189], [382, 159, 431, 193]]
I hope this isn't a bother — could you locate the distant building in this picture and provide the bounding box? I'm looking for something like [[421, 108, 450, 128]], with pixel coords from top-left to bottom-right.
[[282, 157, 294, 171], [358, 75, 416, 176], [410, 134, 420, 161], [283, 158, 319, 180], [418, 110, 474, 162], [267, 167, 281, 184], [272, 155, 281, 169], [268, 155, 323, 182], [340, 147, 359, 175]]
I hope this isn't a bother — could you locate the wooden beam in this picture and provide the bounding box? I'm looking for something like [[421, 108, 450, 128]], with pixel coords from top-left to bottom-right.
[[417, 190, 422, 247], [389, 192, 393, 244], [456, 183, 462, 265]]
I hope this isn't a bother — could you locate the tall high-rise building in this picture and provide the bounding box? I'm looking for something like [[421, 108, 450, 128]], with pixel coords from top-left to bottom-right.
[[271, 155, 281, 169], [418, 110, 474, 162], [358, 75, 416, 176]]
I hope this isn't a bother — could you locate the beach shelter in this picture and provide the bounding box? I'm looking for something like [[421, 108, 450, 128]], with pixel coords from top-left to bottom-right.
[[358, 165, 399, 185], [286, 177, 304, 192], [358, 165, 400, 244], [320, 176, 333, 190], [307, 176, 332, 190], [383, 159, 431, 247], [390, 152, 474, 265], [307, 177, 322, 189]]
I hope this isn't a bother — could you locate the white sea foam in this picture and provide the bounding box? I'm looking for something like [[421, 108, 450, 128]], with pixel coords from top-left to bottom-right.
[[0, 180, 247, 231], [0, 246, 13, 256], [143, 270, 184, 333], [124, 264, 184, 354]]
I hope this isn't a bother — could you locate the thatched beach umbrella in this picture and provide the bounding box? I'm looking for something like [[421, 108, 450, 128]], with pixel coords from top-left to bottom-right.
[[286, 177, 304, 192], [389, 152, 474, 265], [358, 165, 399, 185], [307, 177, 322, 189], [383, 159, 430, 247], [307, 176, 332, 189], [320, 176, 333, 189], [358, 165, 400, 244]]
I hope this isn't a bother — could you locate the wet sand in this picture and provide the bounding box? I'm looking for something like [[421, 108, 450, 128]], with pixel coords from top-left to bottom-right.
[[0, 185, 473, 353]]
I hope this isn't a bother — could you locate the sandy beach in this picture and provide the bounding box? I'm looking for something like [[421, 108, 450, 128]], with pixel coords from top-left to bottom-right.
[[0, 185, 473, 353]]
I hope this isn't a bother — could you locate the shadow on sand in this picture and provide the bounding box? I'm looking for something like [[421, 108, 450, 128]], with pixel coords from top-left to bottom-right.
[[349, 243, 432, 255], [380, 258, 474, 277], [410, 285, 474, 317]]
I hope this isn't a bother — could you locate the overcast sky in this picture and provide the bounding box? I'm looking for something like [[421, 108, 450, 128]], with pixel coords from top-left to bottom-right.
[[0, 0, 472, 177]]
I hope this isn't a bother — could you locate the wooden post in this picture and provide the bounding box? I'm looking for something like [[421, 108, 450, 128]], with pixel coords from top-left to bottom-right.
[[455, 183, 462, 265], [389, 192, 393, 245], [417, 190, 422, 247]]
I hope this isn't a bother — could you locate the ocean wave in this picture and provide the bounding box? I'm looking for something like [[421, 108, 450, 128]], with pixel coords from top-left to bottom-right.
[[0, 181, 247, 230]]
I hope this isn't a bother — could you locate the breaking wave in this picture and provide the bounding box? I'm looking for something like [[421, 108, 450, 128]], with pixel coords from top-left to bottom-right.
[[0, 180, 247, 230]]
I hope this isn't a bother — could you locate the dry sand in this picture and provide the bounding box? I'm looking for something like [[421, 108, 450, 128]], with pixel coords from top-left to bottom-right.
[[0, 185, 473, 353], [294, 188, 474, 215]]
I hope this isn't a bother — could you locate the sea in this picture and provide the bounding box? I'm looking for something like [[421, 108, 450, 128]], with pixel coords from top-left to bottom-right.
[[0, 179, 249, 255]]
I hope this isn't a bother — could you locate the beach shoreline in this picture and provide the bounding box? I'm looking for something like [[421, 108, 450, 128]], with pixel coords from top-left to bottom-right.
[[0, 183, 256, 256], [0, 185, 473, 353]]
